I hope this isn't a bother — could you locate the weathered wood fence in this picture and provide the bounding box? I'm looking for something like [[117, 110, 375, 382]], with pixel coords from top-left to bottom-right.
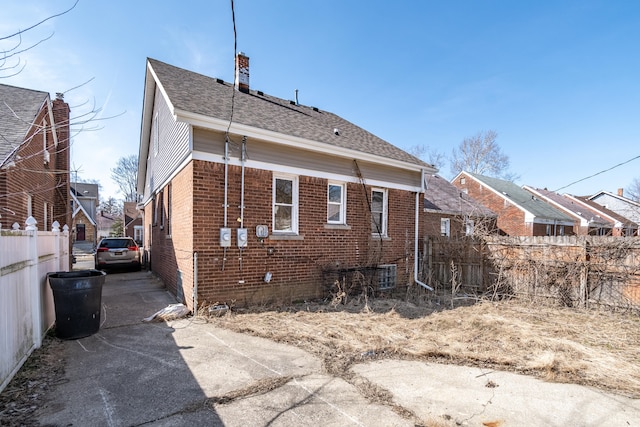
[[0, 218, 70, 393], [420, 236, 640, 311]]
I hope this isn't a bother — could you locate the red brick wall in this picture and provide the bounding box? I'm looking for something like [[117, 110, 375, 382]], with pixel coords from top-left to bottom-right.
[[148, 159, 419, 308], [1, 98, 70, 231], [452, 174, 530, 236]]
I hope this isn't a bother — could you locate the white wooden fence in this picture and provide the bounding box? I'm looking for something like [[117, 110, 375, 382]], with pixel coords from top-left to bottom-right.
[[0, 217, 70, 393]]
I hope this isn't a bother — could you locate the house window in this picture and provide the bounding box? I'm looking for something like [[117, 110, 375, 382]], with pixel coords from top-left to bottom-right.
[[378, 264, 397, 290], [152, 196, 157, 226], [441, 218, 451, 237], [371, 188, 387, 236], [460, 177, 466, 185], [159, 191, 164, 229], [273, 175, 298, 233], [327, 183, 346, 224], [153, 113, 159, 157], [465, 218, 474, 236], [545, 224, 551, 236], [134, 225, 143, 244], [558, 225, 565, 236]]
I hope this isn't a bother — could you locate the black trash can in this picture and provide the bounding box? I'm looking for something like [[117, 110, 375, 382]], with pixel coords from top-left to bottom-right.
[[48, 270, 106, 340]]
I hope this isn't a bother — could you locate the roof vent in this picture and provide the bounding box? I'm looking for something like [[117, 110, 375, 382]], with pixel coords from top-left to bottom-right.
[[289, 100, 295, 105], [216, 78, 224, 84], [257, 90, 264, 96], [312, 107, 319, 112], [333, 128, 340, 136]]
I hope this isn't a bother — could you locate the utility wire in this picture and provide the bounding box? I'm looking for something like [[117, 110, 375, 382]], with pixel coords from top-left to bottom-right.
[[553, 154, 640, 193], [225, 0, 238, 139]]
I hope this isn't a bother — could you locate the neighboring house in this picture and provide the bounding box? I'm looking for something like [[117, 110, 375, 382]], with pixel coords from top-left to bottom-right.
[[523, 186, 614, 236], [70, 182, 99, 244], [137, 54, 436, 309], [423, 174, 497, 238], [589, 189, 640, 234], [566, 194, 638, 236], [96, 211, 118, 240], [124, 201, 143, 244], [452, 172, 575, 236], [0, 84, 70, 231]]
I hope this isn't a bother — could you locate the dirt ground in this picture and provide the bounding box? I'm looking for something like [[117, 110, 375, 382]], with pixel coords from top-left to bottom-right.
[[2, 295, 639, 426], [209, 295, 640, 401]]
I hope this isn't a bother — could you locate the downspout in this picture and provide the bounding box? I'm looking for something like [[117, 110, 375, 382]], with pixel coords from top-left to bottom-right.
[[222, 137, 230, 271], [415, 168, 434, 291], [193, 252, 198, 313], [239, 136, 247, 272]]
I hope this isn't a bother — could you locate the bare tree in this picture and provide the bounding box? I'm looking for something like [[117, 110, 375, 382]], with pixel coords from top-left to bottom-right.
[[111, 155, 139, 202], [450, 130, 516, 180], [99, 196, 123, 216], [626, 178, 640, 202], [1, 1, 78, 78], [409, 145, 446, 172]]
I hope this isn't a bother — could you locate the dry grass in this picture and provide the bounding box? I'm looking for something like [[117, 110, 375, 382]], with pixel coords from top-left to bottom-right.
[[210, 297, 640, 399]]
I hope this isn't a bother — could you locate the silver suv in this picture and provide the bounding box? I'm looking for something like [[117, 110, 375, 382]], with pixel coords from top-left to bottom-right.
[[95, 237, 141, 271]]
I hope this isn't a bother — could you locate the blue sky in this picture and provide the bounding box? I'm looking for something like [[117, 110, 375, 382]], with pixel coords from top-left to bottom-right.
[[2, 0, 639, 200]]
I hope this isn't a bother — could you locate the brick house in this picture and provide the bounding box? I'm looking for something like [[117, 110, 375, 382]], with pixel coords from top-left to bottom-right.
[[567, 194, 638, 236], [136, 55, 436, 310], [589, 189, 640, 233], [522, 186, 613, 236], [124, 201, 143, 244], [0, 84, 70, 231], [70, 182, 99, 244], [452, 172, 575, 236], [422, 174, 496, 238]]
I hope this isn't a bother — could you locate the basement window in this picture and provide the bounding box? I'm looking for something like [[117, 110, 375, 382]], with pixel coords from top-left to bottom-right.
[[378, 264, 397, 290]]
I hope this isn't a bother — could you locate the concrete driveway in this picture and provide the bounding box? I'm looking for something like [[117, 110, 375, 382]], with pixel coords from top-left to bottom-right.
[[35, 269, 640, 426]]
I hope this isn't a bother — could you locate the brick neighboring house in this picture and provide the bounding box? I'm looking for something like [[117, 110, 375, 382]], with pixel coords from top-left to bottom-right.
[[452, 172, 575, 236], [567, 194, 638, 236], [0, 84, 70, 231], [589, 189, 640, 233], [70, 182, 99, 244], [137, 55, 436, 309], [124, 201, 143, 244], [523, 186, 613, 236], [422, 174, 497, 238], [96, 211, 118, 241]]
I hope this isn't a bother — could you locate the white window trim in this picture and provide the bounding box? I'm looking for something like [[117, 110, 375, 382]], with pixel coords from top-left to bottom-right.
[[273, 174, 299, 234], [371, 188, 388, 237], [327, 182, 346, 225], [441, 218, 451, 237]]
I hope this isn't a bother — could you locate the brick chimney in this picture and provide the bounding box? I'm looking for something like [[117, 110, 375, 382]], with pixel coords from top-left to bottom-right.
[[235, 52, 250, 94], [618, 188, 624, 197]]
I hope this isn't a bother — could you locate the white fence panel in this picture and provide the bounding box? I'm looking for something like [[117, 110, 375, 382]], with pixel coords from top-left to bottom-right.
[[0, 219, 70, 393]]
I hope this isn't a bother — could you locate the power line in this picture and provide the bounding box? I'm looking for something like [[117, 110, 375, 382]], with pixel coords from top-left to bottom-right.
[[553, 154, 640, 193]]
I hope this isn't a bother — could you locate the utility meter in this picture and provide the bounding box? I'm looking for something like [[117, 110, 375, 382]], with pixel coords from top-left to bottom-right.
[[256, 225, 269, 238], [237, 228, 248, 248], [220, 228, 231, 247]]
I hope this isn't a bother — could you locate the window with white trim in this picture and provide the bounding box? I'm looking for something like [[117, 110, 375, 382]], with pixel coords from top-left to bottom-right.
[[465, 218, 474, 236], [371, 188, 387, 236], [273, 175, 298, 233], [441, 218, 451, 237], [327, 182, 346, 224]]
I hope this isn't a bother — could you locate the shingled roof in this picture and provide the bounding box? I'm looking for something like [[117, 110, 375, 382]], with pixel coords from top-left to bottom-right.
[[147, 58, 428, 167], [0, 83, 48, 165], [465, 172, 574, 222], [424, 174, 495, 217]]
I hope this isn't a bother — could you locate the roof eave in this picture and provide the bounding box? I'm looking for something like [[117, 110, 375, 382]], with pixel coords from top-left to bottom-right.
[[177, 109, 433, 173]]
